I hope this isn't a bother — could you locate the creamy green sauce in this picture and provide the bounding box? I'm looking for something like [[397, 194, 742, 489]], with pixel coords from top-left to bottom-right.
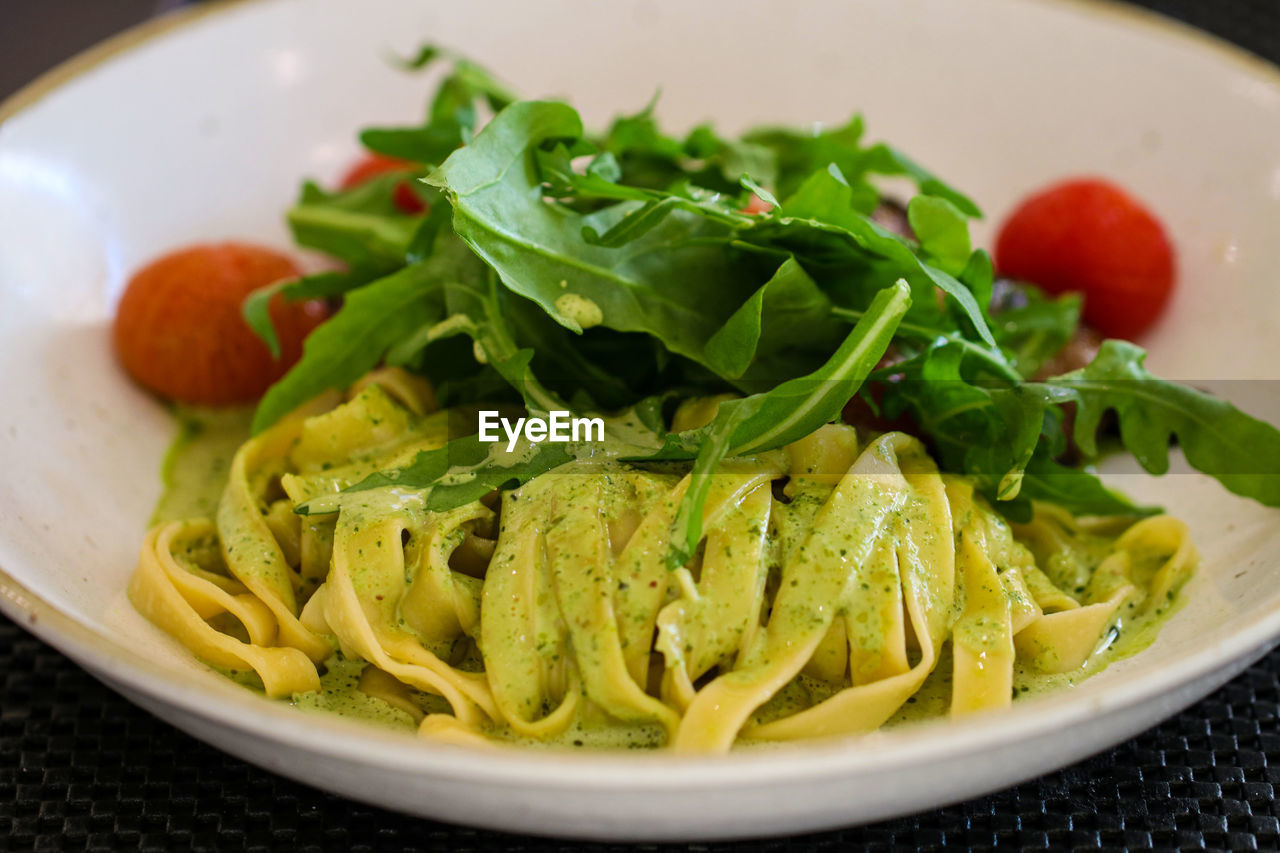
[[1010, 586, 1186, 699], [293, 656, 450, 729], [152, 406, 252, 524], [299, 664, 666, 748], [490, 705, 667, 751], [554, 292, 603, 329], [885, 590, 1188, 728]]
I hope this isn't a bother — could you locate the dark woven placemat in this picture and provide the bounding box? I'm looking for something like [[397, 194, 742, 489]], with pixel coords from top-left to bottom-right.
[[3, 613, 1278, 851], [4, 1, 1280, 849], [1128, 0, 1280, 66]]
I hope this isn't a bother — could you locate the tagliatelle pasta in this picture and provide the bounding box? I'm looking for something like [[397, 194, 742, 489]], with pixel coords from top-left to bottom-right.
[[130, 373, 1197, 753]]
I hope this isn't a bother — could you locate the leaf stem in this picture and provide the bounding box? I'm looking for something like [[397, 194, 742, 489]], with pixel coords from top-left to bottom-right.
[[831, 306, 1022, 383]]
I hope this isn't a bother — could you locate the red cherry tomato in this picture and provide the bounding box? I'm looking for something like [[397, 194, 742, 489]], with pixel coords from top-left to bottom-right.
[[113, 243, 329, 405], [339, 152, 427, 215], [741, 194, 773, 215], [994, 178, 1175, 340]]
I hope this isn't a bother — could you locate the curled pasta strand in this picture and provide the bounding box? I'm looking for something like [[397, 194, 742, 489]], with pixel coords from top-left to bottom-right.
[[744, 440, 954, 741], [323, 511, 497, 728], [218, 417, 331, 662], [674, 433, 917, 752], [481, 484, 581, 738], [546, 473, 682, 739], [129, 521, 320, 698]]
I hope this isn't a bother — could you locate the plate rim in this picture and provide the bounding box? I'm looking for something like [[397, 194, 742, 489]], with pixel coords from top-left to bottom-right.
[[0, 0, 252, 126], [4, 0, 1280, 129], [2, 0, 1280, 798]]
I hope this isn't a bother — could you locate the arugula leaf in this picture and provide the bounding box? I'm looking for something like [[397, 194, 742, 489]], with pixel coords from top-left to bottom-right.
[[742, 164, 1000, 349], [1015, 454, 1155, 520], [536, 142, 749, 230], [581, 196, 686, 247], [242, 282, 288, 359], [664, 404, 753, 566], [703, 257, 843, 382], [872, 338, 1146, 515], [279, 269, 369, 300], [878, 335, 1280, 516], [428, 100, 759, 364], [359, 126, 465, 166], [683, 123, 778, 190], [499, 293, 638, 410], [393, 43, 443, 71], [432, 59, 516, 116], [856, 142, 981, 218], [728, 281, 910, 453], [742, 116, 981, 217], [596, 99, 774, 193], [362, 56, 516, 165], [287, 176, 425, 272], [390, 43, 514, 110], [439, 272, 569, 415], [253, 260, 449, 433], [373, 218, 583, 415], [991, 283, 1081, 378], [957, 248, 995, 327], [243, 271, 363, 359], [907, 195, 971, 276], [389, 266, 667, 413], [297, 433, 574, 515], [740, 175, 780, 209], [415, 439, 573, 510], [642, 279, 911, 565], [1048, 341, 1280, 506], [876, 340, 1027, 479], [537, 143, 652, 203], [743, 115, 877, 204]]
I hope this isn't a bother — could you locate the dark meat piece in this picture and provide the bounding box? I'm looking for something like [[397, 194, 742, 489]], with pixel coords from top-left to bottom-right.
[[842, 386, 919, 437], [989, 277, 1030, 313], [871, 199, 912, 239], [1034, 325, 1103, 379]]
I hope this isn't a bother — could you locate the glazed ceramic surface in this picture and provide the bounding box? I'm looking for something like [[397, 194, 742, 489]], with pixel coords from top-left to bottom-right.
[[1, 0, 1279, 840]]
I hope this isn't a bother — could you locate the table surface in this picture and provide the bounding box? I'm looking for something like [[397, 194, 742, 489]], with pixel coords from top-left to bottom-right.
[[3, 1, 1280, 849]]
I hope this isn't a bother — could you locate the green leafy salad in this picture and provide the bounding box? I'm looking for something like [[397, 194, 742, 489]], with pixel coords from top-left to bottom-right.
[[245, 47, 1280, 566]]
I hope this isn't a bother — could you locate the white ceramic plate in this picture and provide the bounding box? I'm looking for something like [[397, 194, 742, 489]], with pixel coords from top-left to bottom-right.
[[2, 0, 1279, 841]]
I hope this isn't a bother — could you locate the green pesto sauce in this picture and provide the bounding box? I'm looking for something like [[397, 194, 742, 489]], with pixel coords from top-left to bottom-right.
[[887, 648, 955, 725], [1009, 586, 1188, 701], [887, 588, 1189, 727], [152, 406, 253, 524], [488, 702, 667, 751], [291, 655, 451, 731], [210, 664, 266, 691], [298, 660, 665, 749]]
